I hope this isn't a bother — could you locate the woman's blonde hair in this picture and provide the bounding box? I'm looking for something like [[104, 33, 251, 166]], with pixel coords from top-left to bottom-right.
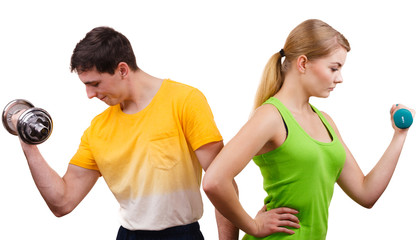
[[253, 19, 351, 109]]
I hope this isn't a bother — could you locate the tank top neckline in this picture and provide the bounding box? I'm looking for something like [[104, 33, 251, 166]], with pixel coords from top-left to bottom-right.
[[269, 97, 336, 145]]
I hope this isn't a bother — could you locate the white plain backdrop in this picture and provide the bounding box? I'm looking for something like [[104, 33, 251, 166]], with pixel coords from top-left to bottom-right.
[[1, 0, 415, 239]]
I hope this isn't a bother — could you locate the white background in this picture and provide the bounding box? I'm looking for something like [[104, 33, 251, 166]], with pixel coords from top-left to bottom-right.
[[1, 0, 415, 239]]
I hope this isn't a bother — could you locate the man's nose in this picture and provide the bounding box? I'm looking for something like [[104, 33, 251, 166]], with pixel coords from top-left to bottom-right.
[[86, 87, 97, 99]]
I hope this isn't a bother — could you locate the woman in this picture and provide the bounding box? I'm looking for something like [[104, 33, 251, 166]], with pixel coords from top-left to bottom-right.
[[203, 19, 414, 240]]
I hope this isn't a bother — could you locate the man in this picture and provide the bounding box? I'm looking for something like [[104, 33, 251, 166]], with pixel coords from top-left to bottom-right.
[[14, 26, 238, 239]]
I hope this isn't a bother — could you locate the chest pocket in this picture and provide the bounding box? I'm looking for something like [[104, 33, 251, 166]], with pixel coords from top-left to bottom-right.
[[148, 133, 182, 170]]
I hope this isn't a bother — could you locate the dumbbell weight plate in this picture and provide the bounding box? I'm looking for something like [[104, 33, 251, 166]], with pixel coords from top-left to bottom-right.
[[2, 99, 34, 135], [17, 107, 53, 145]]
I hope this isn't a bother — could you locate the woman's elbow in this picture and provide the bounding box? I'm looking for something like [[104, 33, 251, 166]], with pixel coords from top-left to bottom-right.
[[202, 173, 221, 198], [359, 202, 374, 209], [53, 210, 68, 218], [358, 198, 378, 209]]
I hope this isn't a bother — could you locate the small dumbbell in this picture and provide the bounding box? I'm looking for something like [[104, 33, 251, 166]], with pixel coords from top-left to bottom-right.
[[393, 108, 413, 129], [2, 99, 53, 145]]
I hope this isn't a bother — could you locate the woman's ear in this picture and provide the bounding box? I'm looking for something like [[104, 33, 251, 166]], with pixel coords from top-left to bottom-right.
[[296, 55, 308, 73]]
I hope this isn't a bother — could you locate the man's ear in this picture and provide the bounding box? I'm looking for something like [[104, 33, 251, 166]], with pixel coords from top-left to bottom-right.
[[296, 55, 308, 73], [118, 62, 129, 78]]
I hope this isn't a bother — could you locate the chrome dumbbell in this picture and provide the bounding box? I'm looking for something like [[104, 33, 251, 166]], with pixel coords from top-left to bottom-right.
[[2, 99, 53, 145]]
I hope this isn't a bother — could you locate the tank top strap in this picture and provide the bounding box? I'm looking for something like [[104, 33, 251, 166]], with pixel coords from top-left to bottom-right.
[[263, 97, 339, 144], [309, 104, 338, 142], [262, 97, 298, 130]]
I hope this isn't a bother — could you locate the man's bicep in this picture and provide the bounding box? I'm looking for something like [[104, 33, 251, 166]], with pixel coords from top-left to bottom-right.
[[63, 164, 100, 205], [182, 89, 222, 150], [194, 141, 224, 171]]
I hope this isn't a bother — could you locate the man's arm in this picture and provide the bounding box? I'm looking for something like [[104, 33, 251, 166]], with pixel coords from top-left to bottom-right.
[[20, 143, 100, 217], [12, 110, 100, 216], [195, 141, 239, 240]]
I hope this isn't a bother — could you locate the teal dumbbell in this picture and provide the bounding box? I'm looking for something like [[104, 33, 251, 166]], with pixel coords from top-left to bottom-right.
[[393, 108, 413, 129]]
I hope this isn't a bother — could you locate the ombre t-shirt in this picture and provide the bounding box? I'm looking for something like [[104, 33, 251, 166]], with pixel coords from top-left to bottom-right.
[[70, 79, 222, 230]]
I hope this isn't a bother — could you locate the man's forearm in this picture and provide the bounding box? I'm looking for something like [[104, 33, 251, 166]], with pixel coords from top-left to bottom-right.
[[21, 143, 67, 211], [216, 209, 239, 240], [215, 179, 239, 240]]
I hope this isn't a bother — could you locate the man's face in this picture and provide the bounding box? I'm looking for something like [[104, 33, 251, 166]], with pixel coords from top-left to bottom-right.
[[78, 69, 124, 106]]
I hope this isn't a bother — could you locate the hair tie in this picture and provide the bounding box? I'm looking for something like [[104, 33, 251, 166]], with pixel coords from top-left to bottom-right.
[[279, 49, 285, 57]]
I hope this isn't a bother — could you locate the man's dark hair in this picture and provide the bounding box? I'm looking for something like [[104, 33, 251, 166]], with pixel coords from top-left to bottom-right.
[[70, 26, 139, 74]]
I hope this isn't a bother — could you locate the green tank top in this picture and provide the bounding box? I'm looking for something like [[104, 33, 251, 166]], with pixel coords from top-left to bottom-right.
[[243, 97, 346, 240]]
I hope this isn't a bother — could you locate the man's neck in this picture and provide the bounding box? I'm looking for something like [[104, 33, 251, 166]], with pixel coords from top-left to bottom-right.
[[120, 70, 164, 114]]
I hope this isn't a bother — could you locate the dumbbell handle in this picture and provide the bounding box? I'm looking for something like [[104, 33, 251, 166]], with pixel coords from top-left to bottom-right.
[[30, 122, 49, 138], [393, 108, 413, 129]]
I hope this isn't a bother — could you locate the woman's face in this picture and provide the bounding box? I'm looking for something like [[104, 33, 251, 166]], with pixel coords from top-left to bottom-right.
[[303, 47, 348, 98]]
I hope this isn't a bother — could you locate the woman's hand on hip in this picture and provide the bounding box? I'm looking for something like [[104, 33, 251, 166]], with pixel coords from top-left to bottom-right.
[[251, 205, 300, 237]]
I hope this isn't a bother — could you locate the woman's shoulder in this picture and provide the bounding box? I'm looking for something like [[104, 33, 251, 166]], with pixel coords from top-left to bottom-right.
[[319, 110, 336, 125], [251, 103, 286, 134], [252, 103, 288, 154], [253, 103, 283, 120]]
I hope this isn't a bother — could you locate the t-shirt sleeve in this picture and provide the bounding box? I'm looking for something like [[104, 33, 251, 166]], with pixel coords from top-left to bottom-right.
[[182, 88, 223, 151], [69, 127, 100, 172]]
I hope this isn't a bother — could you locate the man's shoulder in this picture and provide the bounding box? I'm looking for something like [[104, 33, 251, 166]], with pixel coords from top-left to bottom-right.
[[164, 79, 198, 92], [88, 106, 117, 125], [163, 79, 206, 101]]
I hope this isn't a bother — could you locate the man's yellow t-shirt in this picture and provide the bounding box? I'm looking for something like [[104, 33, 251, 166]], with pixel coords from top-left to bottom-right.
[[70, 79, 222, 230]]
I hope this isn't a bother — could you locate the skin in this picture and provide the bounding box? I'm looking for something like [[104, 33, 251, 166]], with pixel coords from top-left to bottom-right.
[[203, 47, 415, 237], [13, 62, 239, 239]]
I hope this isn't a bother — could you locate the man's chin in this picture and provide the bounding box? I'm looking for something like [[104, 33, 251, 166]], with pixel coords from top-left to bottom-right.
[[103, 101, 117, 106], [99, 98, 113, 106]]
